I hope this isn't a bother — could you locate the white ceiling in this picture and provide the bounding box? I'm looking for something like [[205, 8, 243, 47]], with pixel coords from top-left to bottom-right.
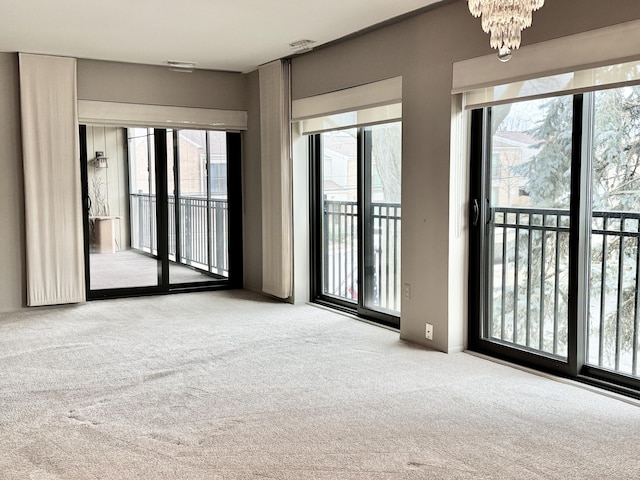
[[0, 1, 444, 73]]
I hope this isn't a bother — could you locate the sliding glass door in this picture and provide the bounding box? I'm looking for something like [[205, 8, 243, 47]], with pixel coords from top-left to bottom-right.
[[478, 97, 574, 360], [311, 122, 401, 327], [318, 128, 359, 305], [364, 123, 402, 315], [587, 86, 640, 378], [167, 129, 230, 284], [81, 125, 242, 298], [85, 126, 160, 290], [470, 86, 640, 395]]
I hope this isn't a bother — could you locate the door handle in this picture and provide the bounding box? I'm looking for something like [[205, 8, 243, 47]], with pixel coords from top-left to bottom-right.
[[472, 199, 480, 226]]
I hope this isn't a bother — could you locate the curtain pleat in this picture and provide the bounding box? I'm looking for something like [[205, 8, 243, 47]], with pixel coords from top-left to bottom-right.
[[259, 60, 292, 299], [19, 53, 85, 306]]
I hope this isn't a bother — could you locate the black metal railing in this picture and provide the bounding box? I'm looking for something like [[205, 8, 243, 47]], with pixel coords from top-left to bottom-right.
[[323, 201, 358, 303], [372, 203, 402, 313], [490, 207, 571, 357], [490, 206, 640, 377], [131, 193, 158, 255], [130, 193, 229, 277], [323, 200, 401, 313], [590, 210, 640, 376]]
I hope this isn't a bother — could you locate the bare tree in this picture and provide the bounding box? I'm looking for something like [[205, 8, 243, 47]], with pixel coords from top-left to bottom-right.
[[371, 123, 401, 203]]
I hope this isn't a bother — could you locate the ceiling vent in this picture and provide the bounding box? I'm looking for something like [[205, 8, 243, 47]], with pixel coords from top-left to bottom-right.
[[167, 60, 197, 73], [289, 40, 315, 53]]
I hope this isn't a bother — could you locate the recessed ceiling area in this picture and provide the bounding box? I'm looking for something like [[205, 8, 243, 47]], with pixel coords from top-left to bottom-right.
[[0, 1, 445, 73]]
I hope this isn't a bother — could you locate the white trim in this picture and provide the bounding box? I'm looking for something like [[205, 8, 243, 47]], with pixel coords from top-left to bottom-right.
[[78, 100, 247, 130], [453, 19, 640, 94]]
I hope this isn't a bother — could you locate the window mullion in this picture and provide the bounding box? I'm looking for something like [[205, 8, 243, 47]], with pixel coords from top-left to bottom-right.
[[153, 129, 170, 288], [568, 93, 594, 375], [172, 130, 181, 265], [357, 128, 366, 313], [205, 132, 213, 273]]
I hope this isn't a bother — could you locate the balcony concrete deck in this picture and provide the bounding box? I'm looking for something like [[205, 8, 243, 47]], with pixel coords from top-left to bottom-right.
[[89, 249, 218, 290]]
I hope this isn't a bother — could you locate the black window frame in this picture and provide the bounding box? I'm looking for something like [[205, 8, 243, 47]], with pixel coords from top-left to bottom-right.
[[468, 93, 640, 399], [309, 127, 401, 330], [80, 126, 243, 300]]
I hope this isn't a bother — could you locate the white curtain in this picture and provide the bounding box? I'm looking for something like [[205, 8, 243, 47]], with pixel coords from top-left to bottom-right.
[[78, 100, 248, 130], [19, 53, 85, 306], [296, 103, 402, 135], [462, 58, 640, 109], [259, 60, 292, 299], [292, 76, 402, 134]]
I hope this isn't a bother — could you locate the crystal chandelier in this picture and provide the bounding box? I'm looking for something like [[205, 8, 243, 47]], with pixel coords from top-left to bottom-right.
[[468, 0, 545, 62]]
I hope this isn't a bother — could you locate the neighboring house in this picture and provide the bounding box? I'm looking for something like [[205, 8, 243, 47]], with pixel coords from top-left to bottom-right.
[[322, 130, 357, 202], [491, 130, 538, 208]]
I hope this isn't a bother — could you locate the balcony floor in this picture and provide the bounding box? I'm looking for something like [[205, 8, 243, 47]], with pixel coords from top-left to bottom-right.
[[89, 249, 217, 290]]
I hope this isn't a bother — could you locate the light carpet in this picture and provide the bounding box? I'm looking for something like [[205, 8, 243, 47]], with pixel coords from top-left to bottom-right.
[[0, 290, 639, 479]]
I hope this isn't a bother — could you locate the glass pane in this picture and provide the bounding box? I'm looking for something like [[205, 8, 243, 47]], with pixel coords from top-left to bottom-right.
[[486, 97, 573, 358], [129, 128, 157, 256], [320, 129, 358, 303], [587, 85, 640, 378], [169, 130, 225, 284], [364, 122, 401, 315], [175, 130, 208, 279], [207, 131, 229, 278], [89, 127, 159, 290]]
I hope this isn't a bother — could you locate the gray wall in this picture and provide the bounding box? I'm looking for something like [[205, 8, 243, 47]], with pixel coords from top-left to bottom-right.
[[77, 60, 247, 109], [287, 0, 640, 351], [0, 53, 25, 311], [85, 126, 129, 249]]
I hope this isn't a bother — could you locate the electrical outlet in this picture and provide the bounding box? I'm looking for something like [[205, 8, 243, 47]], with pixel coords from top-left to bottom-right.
[[425, 323, 433, 340], [403, 283, 411, 299]]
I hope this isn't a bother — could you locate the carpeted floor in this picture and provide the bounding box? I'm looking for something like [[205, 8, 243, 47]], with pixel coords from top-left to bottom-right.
[[1, 290, 639, 479]]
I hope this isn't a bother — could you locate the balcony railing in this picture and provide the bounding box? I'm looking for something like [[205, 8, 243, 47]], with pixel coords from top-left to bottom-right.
[[323, 200, 401, 314], [490, 206, 640, 378], [130, 193, 229, 277]]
